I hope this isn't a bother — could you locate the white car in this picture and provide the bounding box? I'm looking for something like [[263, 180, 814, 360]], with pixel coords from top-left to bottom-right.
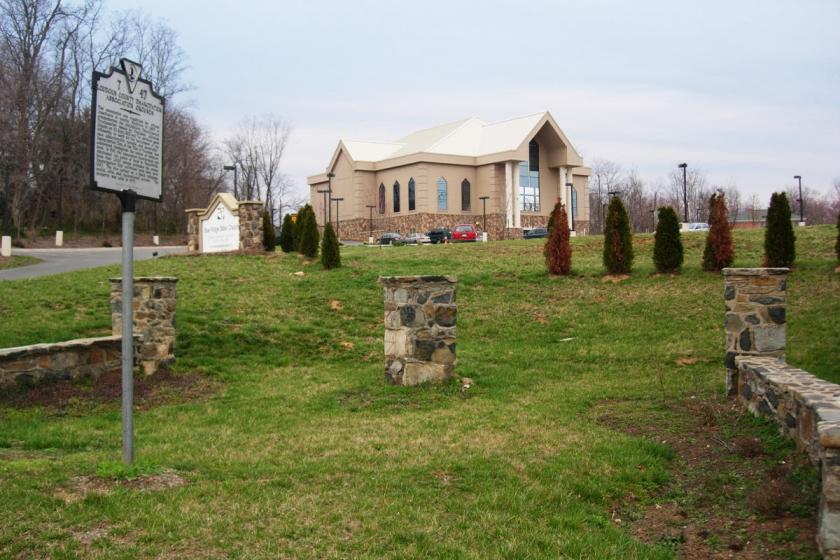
[[404, 232, 431, 244], [683, 222, 710, 231]]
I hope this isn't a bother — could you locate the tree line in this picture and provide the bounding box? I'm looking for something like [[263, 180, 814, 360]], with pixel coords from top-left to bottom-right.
[[0, 0, 298, 242], [587, 158, 840, 234]]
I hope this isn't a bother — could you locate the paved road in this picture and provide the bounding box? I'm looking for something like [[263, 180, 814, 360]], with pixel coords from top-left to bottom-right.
[[0, 246, 187, 281]]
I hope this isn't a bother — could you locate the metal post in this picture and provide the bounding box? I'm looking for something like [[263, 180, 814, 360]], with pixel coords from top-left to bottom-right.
[[2, 162, 10, 237], [317, 189, 329, 227], [366, 204, 375, 240], [119, 190, 136, 464], [679, 163, 688, 222], [224, 165, 238, 200], [327, 172, 335, 224], [480, 196, 489, 233], [794, 175, 804, 223], [331, 197, 343, 239]]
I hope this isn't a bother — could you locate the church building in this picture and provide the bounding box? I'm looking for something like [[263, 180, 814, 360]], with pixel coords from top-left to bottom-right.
[[307, 111, 590, 241]]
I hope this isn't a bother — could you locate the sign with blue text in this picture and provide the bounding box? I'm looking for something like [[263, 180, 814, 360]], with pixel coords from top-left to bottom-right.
[[90, 59, 164, 201]]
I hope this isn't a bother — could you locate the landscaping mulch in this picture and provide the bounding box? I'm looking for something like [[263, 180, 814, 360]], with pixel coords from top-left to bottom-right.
[[598, 396, 821, 560]]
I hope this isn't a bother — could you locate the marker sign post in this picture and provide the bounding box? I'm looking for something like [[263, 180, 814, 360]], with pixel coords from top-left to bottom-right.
[[90, 58, 164, 464]]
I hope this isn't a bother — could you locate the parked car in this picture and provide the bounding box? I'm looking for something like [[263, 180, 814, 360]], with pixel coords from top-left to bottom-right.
[[523, 227, 548, 239], [684, 222, 710, 231], [427, 228, 452, 244], [404, 232, 431, 244], [451, 224, 478, 242], [377, 232, 403, 245]]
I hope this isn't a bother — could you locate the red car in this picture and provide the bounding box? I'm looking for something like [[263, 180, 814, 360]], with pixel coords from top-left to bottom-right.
[[451, 224, 478, 242]]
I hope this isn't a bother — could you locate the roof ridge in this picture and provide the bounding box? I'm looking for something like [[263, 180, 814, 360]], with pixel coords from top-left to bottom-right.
[[342, 139, 404, 146], [482, 111, 547, 128], [397, 117, 474, 140], [425, 117, 484, 152]]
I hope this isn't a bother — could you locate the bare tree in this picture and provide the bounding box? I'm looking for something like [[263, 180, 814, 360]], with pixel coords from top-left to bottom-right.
[[589, 158, 622, 233]]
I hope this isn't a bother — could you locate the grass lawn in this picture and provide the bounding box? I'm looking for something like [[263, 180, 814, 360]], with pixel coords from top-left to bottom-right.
[[0, 225, 837, 559], [0, 255, 41, 271]]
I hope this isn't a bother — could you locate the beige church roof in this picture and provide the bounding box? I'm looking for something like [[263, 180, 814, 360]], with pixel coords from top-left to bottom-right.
[[341, 112, 547, 162]]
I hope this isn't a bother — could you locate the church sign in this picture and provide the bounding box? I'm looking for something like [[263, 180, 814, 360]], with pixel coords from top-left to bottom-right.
[[201, 202, 240, 253], [186, 193, 265, 254]]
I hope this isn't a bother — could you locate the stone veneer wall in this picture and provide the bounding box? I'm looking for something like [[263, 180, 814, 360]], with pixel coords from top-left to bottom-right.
[[111, 277, 177, 376], [379, 275, 457, 386], [237, 201, 264, 251], [334, 212, 587, 241], [186, 209, 200, 252], [0, 336, 136, 392], [724, 268, 840, 558]]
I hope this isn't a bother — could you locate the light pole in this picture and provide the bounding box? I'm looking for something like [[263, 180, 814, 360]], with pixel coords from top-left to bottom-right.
[[479, 196, 489, 233], [317, 189, 330, 227], [223, 164, 238, 199], [2, 160, 10, 238], [794, 175, 804, 224], [650, 192, 658, 232], [331, 197, 344, 239], [366, 204, 376, 242], [326, 172, 335, 224], [678, 162, 688, 222], [566, 182, 575, 231]]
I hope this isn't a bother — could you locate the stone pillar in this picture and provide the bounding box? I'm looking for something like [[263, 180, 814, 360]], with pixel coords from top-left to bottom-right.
[[185, 209, 201, 252], [111, 277, 177, 376], [237, 201, 265, 251], [379, 275, 457, 386], [723, 268, 788, 396]]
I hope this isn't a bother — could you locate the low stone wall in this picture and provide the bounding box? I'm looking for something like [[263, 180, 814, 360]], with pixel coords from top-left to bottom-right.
[[724, 267, 840, 557], [379, 275, 457, 386], [0, 336, 136, 392], [111, 277, 177, 376], [186, 209, 200, 252]]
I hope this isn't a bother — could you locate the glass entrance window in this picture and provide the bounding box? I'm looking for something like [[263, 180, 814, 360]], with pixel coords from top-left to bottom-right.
[[520, 140, 540, 212]]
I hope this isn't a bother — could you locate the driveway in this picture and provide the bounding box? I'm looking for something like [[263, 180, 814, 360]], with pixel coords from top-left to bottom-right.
[[0, 246, 187, 281]]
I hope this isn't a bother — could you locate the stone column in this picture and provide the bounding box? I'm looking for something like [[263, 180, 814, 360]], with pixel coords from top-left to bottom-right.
[[723, 268, 788, 396], [237, 201, 265, 251], [111, 277, 178, 376], [558, 167, 567, 206], [379, 275, 457, 386], [185, 209, 201, 252]]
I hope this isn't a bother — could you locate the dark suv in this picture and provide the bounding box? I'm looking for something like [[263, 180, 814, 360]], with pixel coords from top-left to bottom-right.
[[427, 228, 452, 244]]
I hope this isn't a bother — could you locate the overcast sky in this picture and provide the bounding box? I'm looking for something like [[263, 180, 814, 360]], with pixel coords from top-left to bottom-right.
[[109, 0, 840, 200]]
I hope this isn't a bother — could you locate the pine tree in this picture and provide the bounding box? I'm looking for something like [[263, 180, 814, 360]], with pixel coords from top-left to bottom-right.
[[279, 213, 296, 253], [701, 193, 734, 271], [262, 210, 276, 252], [764, 192, 796, 267], [653, 206, 683, 273], [603, 196, 633, 274], [320, 223, 341, 269], [295, 205, 312, 253], [545, 201, 572, 275], [298, 204, 320, 259]]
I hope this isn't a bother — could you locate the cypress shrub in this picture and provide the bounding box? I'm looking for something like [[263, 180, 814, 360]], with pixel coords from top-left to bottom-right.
[[653, 206, 683, 273], [279, 213, 296, 253], [320, 223, 341, 269], [764, 192, 796, 267], [262, 210, 276, 252], [603, 196, 633, 274], [298, 204, 320, 259], [835, 210, 840, 263], [545, 202, 572, 275], [701, 193, 734, 271]]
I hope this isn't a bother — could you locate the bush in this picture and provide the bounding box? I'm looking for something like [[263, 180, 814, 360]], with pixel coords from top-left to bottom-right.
[[702, 193, 734, 271], [835, 211, 840, 263], [653, 206, 683, 273], [320, 223, 341, 269], [279, 213, 296, 253], [764, 192, 796, 267], [262, 210, 276, 252], [545, 201, 572, 275], [603, 196, 633, 274], [297, 204, 320, 259]]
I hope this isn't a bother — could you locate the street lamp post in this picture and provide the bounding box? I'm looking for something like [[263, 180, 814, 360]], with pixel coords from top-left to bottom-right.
[[678, 162, 688, 223], [794, 175, 804, 225], [331, 197, 344, 239], [223, 164, 238, 199], [317, 189, 330, 227], [2, 161, 10, 238], [326, 172, 335, 224], [479, 196, 489, 235], [366, 204, 376, 242]]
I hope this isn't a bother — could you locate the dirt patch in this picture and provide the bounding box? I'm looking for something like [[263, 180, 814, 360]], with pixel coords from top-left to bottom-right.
[[56, 470, 186, 504], [602, 274, 631, 283], [597, 397, 820, 559], [0, 367, 220, 412]]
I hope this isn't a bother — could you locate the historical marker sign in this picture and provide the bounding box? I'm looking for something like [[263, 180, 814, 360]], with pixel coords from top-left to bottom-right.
[[91, 58, 164, 201]]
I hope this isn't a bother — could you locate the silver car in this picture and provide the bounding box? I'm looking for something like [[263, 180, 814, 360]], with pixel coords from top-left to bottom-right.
[[404, 232, 431, 244]]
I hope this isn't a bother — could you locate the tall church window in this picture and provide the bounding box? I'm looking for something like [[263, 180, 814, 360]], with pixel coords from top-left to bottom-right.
[[408, 178, 416, 211], [461, 179, 471, 212], [393, 181, 401, 213], [378, 183, 385, 214], [437, 177, 448, 211], [519, 140, 540, 212]]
